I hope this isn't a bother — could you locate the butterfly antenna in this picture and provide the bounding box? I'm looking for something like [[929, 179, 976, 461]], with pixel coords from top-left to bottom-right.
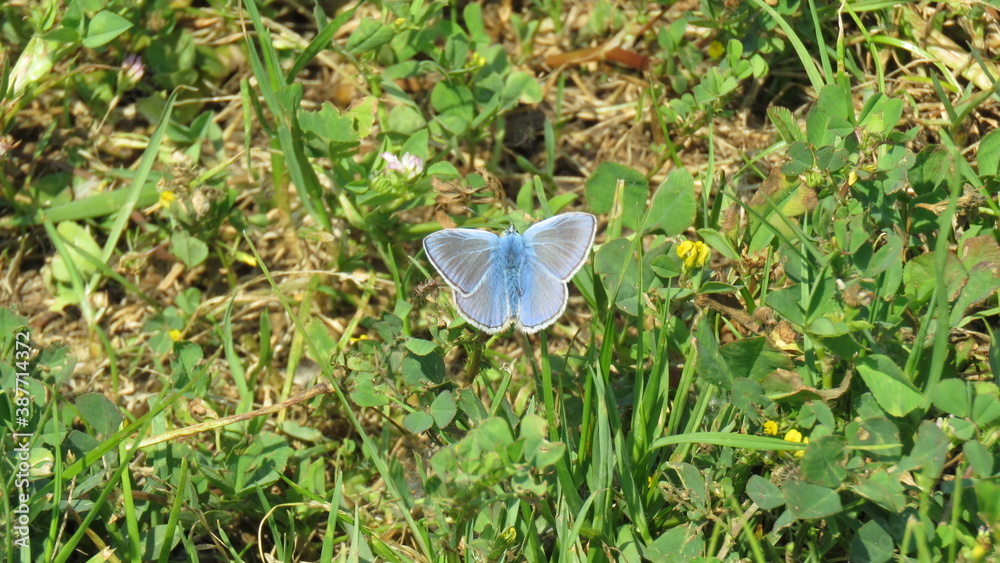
[[463, 206, 508, 230], [514, 208, 538, 231]]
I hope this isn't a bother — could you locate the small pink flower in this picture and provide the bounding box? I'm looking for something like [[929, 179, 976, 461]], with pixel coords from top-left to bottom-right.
[[381, 152, 424, 180], [122, 54, 145, 82]]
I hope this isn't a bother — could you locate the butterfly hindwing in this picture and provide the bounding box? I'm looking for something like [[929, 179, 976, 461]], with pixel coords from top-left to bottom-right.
[[516, 263, 568, 333], [453, 264, 512, 333]]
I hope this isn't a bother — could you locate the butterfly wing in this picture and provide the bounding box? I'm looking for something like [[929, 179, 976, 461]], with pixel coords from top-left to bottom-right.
[[423, 229, 499, 295], [516, 213, 597, 332], [453, 268, 512, 332], [516, 265, 568, 333], [423, 228, 512, 332], [521, 213, 597, 281]]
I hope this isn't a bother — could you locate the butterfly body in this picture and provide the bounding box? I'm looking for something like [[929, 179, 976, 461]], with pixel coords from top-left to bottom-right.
[[423, 213, 597, 333]]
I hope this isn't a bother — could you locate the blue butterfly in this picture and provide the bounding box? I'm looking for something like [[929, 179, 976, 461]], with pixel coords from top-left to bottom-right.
[[423, 212, 597, 333]]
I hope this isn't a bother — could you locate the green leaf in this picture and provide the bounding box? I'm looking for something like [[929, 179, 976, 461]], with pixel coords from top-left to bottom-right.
[[171, 232, 209, 268], [908, 145, 952, 195], [720, 337, 792, 382], [401, 353, 444, 385], [932, 379, 970, 417], [455, 388, 487, 425], [404, 338, 437, 356], [431, 391, 457, 428], [855, 355, 922, 417], [345, 18, 394, 54], [948, 418, 976, 441], [50, 221, 102, 283], [279, 420, 323, 442], [403, 412, 434, 434], [387, 105, 426, 136], [972, 393, 1000, 426], [805, 83, 855, 146], [520, 414, 564, 468], [694, 315, 733, 390], [299, 102, 360, 158], [964, 440, 994, 478], [764, 285, 805, 326], [37, 183, 160, 224], [697, 227, 740, 261], [643, 525, 705, 561], [903, 420, 949, 480], [850, 469, 906, 512], [66, 430, 101, 461], [849, 520, 894, 563], [902, 252, 966, 307], [75, 393, 122, 436], [669, 462, 709, 511], [873, 144, 914, 195], [649, 251, 683, 279], [594, 238, 641, 315], [350, 373, 389, 408], [231, 432, 291, 494], [845, 418, 902, 461], [783, 480, 842, 519], [731, 378, 767, 423], [973, 480, 1000, 530], [83, 11, 133, 48], [647, 168, 696, 235], [858, 93, 903, 139], [979, 128, 1000, 176], [504, 70, 543, 104], [747, 475, 785, 509], [462, 3, 488, 45], [584, 162, 648, 225], [783, 142, 814, 176], [799, 435, 847, 488], [767, 106, 802, 144], [431, 82, 474, 135]]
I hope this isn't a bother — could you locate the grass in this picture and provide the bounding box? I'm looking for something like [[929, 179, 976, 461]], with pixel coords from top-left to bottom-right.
[[1, 0, 999, 561]]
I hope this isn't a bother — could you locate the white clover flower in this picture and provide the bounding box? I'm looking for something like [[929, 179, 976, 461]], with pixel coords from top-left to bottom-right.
[[381, 152, 424, 180]]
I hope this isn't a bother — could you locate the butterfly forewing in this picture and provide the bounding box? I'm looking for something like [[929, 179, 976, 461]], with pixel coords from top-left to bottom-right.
[[522, 213, 597, 281], [423, 229, 499, 295]]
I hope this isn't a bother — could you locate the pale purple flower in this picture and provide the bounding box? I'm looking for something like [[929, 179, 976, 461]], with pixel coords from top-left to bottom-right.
[[121, 54, 145, 85], [381, 152, 424, 180]]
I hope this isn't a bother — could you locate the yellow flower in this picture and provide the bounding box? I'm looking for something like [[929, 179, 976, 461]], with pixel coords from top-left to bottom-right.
[[471, 52, 487, 68], [785, 429, 809, 457], [169, 329, 183, 342], [707, 41, 725, 59], [501, 527, 517, 542], [159, 190, 176, 208], [677, 240, 710, 269], [763, 421, 779, 436], [235, 251, 257, 267], [796, 437, 809, 457]]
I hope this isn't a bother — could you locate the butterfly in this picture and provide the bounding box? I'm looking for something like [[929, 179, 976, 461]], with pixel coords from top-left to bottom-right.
[[423, 212, 597, 334]]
